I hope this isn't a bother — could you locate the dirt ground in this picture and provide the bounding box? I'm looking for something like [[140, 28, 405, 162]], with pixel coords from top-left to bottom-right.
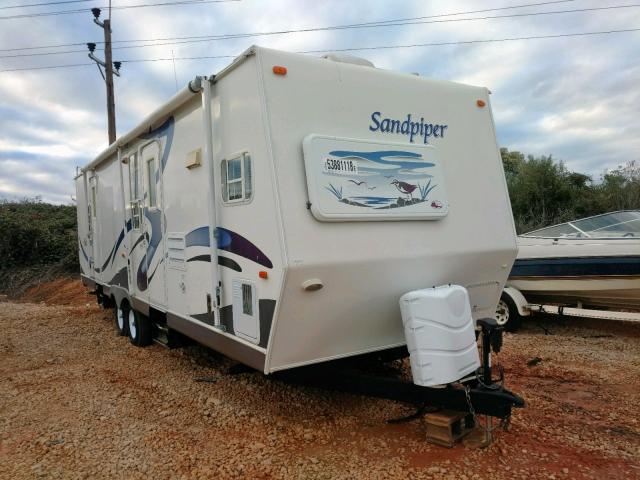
[[1, 280, 639, 479]]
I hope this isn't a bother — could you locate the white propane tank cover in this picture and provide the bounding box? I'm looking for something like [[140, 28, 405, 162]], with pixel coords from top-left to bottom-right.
[[399, 285, 480, 387]]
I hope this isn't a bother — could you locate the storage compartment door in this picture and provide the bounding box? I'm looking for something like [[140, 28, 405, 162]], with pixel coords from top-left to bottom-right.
[[232, 280, 259, 343]]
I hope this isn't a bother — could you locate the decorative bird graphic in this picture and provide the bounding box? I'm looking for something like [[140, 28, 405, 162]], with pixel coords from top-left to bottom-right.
[[390, 179, 418, 199], [348, 179, 367, 186]]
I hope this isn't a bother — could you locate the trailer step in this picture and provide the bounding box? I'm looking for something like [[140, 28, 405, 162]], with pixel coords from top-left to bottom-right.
[[153, 325, 170, 348]]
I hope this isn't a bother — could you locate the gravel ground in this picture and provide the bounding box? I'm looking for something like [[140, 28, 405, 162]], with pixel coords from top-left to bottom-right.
[[1, 280, 639, 479]]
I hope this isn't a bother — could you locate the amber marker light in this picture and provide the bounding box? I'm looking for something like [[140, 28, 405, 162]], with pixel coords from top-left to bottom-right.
[[272, 65, 287, 75], [476, 99, 486, 107], [259, 271, 269, 279]]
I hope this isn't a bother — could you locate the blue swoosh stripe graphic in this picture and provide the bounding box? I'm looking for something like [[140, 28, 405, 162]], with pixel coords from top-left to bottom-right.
[[184, 226, 273, 269], [329, 150, 434, 170]]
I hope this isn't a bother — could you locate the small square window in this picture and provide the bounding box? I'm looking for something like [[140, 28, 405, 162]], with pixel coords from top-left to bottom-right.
[[221, 153, 252, 203]]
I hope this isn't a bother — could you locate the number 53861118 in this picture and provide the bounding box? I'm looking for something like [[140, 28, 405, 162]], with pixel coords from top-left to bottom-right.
[[323, 158, 358, 175]]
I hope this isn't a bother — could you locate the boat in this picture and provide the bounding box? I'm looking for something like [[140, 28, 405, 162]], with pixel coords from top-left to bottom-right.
[[496, 210, 640, 329]]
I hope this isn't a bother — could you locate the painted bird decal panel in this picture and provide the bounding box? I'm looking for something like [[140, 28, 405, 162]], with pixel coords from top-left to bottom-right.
[[323, 150, 440, 210]]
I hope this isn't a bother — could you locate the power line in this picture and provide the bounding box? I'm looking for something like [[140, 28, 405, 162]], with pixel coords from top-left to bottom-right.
[[1, 26, 638, 73], [2, 0, 576, 51], [0, 49, 85, 58], [3, 2, 638, 59], [297, 27, 640, 54], [0, 0, 91, 10], [127, 27, 640, 60], [0, 62, 90, 72], [0, 0, 577, 51], [0, 0, 239, 20], [109, 3, 640, 50]]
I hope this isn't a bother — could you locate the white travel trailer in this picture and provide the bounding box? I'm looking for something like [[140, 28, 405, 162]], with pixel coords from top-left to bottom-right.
[[76, 47, 521, 416]]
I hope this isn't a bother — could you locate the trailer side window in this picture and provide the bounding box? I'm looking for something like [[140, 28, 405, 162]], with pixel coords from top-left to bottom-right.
[[128, 154, 142, 230], [221, 153, 252, 203], [129, 154, 139, 200], [147, 157, 157, 208], [90, 184, 97, 217]]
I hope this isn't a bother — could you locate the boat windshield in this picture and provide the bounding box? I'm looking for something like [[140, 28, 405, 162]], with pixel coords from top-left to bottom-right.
[[522, 210, 640, 238]]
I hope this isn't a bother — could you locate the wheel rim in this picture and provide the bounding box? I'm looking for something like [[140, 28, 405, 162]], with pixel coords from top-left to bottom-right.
[[495, 299, 509, 326], [117, 307, 125, 331], [128, 310, 137, 339]]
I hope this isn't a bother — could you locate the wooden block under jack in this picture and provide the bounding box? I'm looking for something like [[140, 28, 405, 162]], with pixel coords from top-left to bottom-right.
[[423, 410, 475, 448]]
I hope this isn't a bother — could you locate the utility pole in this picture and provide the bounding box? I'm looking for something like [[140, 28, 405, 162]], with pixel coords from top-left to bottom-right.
[[87, 6, 120, 145], [103, 17, 116, 144]]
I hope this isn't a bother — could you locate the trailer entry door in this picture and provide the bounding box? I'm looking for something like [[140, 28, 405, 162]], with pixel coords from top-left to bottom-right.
[[88, 174, 98, 272], [127, 152, 148, 302], [141, 141, 166, 307]]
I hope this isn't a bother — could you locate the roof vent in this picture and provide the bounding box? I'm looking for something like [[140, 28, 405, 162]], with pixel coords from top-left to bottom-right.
[[322, 53, 374, 68]]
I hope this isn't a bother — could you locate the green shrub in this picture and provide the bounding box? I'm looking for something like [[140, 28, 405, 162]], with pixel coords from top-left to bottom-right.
[[501, 150, 640, 233], [0, 197, 78, 272]]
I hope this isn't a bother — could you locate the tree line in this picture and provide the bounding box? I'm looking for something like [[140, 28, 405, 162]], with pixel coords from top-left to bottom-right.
[[0, 197, 78, 272], [501, 149, 640, 233]]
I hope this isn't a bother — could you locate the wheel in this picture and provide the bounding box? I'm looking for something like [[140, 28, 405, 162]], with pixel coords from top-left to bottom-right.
[[127, 309, 152, 347], [495, 292, 522, 332], [115, 303, 128, 336]]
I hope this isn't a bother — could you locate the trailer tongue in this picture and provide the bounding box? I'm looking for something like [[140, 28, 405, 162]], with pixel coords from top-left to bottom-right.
[[277, 285, 524, 442], [276, 316, 524, 420]]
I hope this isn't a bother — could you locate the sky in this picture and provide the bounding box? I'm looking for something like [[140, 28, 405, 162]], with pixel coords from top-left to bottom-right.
[[0, 0, 639, 204]]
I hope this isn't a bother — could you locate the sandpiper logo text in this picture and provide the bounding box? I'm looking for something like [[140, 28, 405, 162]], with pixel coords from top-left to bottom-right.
[[369, 112, 448, 144]]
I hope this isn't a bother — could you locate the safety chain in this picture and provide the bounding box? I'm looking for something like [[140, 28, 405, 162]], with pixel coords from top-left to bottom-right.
[[463, 384, 478, 429]]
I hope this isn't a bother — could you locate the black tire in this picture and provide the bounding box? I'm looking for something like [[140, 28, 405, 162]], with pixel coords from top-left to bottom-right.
[[114, 302, 129, 336], [496, 292, 523, 332], [127, 308, 153, 347]]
